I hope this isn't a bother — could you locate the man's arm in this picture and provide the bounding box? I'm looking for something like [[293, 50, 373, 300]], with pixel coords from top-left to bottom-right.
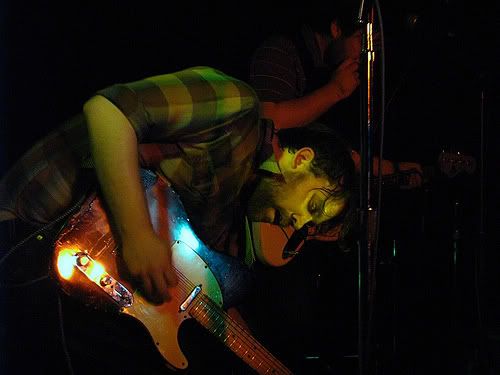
[[260, 58, 360, 129], [83, 95, 177, 304], [82, 67, 259, 304]]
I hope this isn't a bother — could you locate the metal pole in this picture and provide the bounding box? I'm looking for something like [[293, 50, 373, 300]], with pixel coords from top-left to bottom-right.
[[357, 3, 377, 374]]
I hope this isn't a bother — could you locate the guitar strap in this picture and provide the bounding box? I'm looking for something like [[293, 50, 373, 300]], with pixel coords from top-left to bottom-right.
[[0, 199, 85, 287], [0, 170, 97, 285]]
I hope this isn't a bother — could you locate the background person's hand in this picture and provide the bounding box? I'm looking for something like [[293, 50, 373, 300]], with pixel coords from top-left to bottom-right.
[[397, 162, 423, 189], [330, 57, 360, 100]]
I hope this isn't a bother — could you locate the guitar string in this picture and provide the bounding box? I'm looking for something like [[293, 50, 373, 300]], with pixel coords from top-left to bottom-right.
[[170, 265, 291, 373], [167, 263, 290, 373], [95, 240, 290, 373], [194, 293, 291, 374], [46, 241, 291, 373]]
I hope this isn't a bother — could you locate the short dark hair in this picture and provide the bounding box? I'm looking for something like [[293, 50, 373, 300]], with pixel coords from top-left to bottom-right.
[[304, 0, 361, 37], [276, 122, 354, 197], [276, 122, 358, 244]]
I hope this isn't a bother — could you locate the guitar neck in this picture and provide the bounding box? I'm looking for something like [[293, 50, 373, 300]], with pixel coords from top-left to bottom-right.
[[375, 172, 410, 188], [371, 167, 431, 190], [189, 295, 292, 375]]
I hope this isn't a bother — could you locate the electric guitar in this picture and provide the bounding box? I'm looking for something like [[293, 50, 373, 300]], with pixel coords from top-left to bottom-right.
[[252, 151, 477, 267], [51, 169, 293, 374]]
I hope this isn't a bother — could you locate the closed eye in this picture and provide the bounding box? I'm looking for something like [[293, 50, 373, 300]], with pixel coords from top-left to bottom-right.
[[308, 197, 321, 216]]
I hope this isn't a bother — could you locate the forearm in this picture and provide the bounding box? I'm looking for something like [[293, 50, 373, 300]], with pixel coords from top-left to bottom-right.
[[261, 81, 344, 129], [351, 150, 395, 175], [83, 95, 154, 240], [373, 156, 396, 176]]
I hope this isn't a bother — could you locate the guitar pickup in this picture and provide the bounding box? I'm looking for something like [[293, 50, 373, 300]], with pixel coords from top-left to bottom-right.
[[179, 285, 202, 312]]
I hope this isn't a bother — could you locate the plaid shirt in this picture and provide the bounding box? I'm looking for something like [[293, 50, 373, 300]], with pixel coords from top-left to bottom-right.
[[0, 66, 270, 257]]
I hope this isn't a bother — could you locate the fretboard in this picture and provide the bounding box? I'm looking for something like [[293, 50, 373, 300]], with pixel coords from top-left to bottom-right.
[[189, 295, 293, 375]]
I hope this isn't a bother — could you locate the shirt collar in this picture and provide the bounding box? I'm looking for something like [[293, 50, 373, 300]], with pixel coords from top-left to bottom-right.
[[257, 119, 283, 174]]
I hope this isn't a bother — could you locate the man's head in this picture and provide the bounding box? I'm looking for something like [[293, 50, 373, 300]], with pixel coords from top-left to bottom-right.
[[304, 1, 363, 68], [247, 123, 354, 231], [305, 0, 360, 38]]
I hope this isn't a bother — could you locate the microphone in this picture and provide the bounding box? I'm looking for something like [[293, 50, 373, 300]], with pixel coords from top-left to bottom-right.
[[282, 226, 308, 259]]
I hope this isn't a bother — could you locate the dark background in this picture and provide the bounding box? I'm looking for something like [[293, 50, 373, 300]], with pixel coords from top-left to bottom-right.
[[1, 1, 497, 167], [1, 1, 498, 374]]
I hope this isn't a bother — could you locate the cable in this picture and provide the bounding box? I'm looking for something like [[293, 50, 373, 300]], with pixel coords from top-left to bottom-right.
[[57, 292, 75, 375]]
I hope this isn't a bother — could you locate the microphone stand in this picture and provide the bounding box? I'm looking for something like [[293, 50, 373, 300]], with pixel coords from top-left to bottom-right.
[[357, 1, 377, 374]]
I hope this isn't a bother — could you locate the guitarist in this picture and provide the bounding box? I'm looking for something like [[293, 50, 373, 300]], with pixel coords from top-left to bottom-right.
[[0, 66, 356, 374]]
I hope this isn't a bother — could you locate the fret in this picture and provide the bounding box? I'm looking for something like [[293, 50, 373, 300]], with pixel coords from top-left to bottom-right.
[[188, 295, 292, 374]]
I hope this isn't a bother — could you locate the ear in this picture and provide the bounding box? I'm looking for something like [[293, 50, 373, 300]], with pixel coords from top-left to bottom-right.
[[292, 147, 315, 169], [330, 20, 342, 40]]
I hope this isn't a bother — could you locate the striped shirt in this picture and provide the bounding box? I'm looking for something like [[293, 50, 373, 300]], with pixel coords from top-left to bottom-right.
[[249, 24, 360, 149], [249, 25, 321, 102], [0, 66, 270, 256]]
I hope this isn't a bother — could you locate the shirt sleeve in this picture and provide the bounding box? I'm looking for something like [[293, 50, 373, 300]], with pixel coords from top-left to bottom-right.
[[96, 66, 259, 143], [248, 36, 302, 102]]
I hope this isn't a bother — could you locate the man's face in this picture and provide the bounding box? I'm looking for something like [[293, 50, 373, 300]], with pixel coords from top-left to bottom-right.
[[247, 171, 346, 230], [325, 29, 362, 67], [343, 30, 362, 60]]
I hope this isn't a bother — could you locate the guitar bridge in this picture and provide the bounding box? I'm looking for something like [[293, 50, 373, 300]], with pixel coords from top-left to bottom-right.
[[56, 249, 133, 308]]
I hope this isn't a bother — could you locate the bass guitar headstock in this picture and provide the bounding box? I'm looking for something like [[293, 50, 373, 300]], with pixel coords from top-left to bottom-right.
[[438, 151, 476, 178]]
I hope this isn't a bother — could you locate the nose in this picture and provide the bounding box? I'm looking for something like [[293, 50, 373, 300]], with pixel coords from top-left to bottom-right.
[[291, 213, 312, 230]]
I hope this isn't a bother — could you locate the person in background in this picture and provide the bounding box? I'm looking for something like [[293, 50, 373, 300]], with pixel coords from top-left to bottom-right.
[[249, 1, 422, 179]]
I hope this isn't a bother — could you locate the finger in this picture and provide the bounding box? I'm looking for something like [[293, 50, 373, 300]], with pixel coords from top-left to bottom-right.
[[337, 57, 356, 70], [164, 266, 178, 287], [411, 174, 421, 187], [162, 272, 176, 302], [141, 275, 155, 302], [152, 270, 170, 303], [346, 60, 359, 71], [415, 174, 423, 186]]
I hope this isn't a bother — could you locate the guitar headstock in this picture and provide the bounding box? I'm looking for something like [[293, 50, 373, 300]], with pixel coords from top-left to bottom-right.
[[438, 151, 476, 178]]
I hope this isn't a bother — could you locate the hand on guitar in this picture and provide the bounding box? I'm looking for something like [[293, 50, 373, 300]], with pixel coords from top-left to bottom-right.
[[352, 150, 423, 189], [121, 230, 178, 304], [395, 162, 423, 189]]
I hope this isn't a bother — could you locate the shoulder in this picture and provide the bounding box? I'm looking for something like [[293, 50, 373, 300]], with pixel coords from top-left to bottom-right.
[[150, 66, 257, 96], [254, 34, 298, 57], [99, 66, 259, 113]]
